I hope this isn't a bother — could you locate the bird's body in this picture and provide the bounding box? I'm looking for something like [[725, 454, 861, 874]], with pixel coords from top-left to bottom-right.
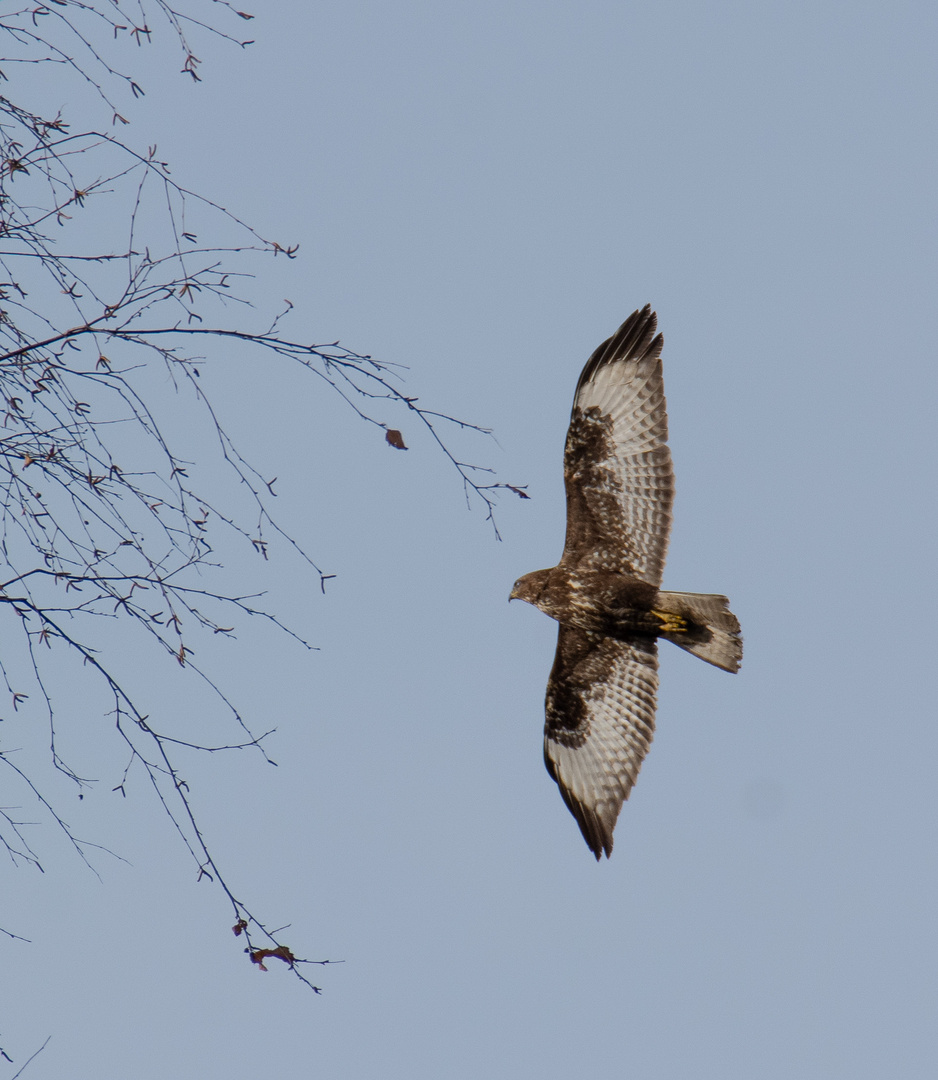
[[511, 566, 663, 637], [510, 305, 741, 859]]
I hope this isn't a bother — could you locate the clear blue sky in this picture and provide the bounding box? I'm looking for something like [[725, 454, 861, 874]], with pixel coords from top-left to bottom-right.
[[4, 2, 937, 1077]]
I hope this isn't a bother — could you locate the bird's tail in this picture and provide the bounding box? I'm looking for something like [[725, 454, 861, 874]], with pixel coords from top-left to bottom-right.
[[655, 591, 742, 673]]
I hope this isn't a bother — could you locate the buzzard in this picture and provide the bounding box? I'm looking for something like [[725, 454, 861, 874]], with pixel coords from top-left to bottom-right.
[[510, 305, 741, 859]]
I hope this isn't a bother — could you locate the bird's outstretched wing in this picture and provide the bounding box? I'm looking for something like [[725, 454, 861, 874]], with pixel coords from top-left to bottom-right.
[[544, 627, 658, 859], [561, 305, 673, 586]]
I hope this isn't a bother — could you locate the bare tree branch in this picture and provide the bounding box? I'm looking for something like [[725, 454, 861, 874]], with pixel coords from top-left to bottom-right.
[[0, 0, 525, 1022]]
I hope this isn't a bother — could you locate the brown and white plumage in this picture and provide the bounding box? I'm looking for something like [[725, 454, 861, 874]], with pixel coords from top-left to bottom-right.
[[544, 631, 658, 858], [563, 306, 673, 585], [511, 306, 741, 859]]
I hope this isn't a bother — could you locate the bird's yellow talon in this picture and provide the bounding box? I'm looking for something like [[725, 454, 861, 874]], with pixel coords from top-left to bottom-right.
[[653, 610, 688, 633]]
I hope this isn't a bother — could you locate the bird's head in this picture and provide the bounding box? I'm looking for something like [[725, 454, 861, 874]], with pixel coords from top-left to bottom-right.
[[509, 569, 551, 606]]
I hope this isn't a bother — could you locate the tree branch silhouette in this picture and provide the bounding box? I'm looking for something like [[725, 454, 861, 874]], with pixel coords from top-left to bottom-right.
[[0, 0, 524, 1021]]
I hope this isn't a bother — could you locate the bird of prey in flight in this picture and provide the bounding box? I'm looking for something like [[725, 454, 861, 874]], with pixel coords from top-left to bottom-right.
[[510, 305, 742, 859]]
